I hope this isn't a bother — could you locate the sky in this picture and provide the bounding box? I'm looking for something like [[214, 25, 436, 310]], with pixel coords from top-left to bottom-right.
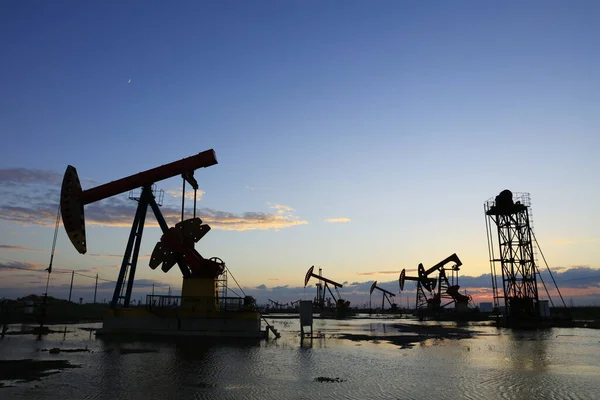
[[1, 1, 599, 306]]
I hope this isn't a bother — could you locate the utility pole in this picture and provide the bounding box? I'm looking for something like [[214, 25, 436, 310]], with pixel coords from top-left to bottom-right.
[[93, 273, 98, 303], [68, 270, 74, 302]]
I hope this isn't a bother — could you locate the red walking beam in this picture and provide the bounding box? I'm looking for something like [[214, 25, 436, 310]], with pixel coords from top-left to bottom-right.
[[61, 149, 218, 254]]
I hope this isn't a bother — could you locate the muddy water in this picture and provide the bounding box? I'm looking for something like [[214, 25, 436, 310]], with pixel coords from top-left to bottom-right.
[[0, 316, 599, 399]]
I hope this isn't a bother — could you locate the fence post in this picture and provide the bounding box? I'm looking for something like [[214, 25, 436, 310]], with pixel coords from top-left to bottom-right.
[[68, 270, 74, 302], [94, 273, 98, 303]]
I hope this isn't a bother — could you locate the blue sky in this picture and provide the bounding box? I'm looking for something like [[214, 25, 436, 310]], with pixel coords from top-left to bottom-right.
[[1, 1, 599, 304]]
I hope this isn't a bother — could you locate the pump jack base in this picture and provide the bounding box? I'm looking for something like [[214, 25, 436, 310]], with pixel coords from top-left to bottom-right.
[[96, 308, 269, 339]]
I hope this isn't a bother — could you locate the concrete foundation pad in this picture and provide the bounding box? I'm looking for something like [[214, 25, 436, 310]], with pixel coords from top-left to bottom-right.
[[96, 313, 268, 339]]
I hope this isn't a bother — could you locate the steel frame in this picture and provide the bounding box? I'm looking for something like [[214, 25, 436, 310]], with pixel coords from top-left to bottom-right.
[[485, 192, 539, 320], [111, 185, 181, 308]]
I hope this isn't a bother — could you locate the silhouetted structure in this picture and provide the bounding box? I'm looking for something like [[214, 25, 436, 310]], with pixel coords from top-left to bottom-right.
[[60, 150, 271, 338], [304, 266, 352, 317], [399, 253, 471, 315], [485, 190, 539, 322], [369, 281, 398, 312], [61, 150, 220, 308]]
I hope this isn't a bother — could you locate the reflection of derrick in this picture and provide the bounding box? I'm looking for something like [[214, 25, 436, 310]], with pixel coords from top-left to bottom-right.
[[399, 253, 471, 312]]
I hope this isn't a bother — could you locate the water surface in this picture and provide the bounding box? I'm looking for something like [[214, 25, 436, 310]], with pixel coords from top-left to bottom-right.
[[1, 317, 598, 399]]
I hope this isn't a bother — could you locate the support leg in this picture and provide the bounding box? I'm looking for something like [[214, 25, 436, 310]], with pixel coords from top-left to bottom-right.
[[123, 188, 150, 307], [111, 191, 148, 309]]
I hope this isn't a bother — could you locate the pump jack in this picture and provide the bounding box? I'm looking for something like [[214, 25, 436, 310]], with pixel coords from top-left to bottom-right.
[[268, 299, 286, 310], [399, 253, 471, 314], [59, 149, 276, 339], [369, 281, 398, 312], [304, 266, 352, 317], [60, 149, 223, 309]]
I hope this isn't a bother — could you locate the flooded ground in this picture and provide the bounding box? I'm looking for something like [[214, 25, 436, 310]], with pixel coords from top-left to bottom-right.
[[1, 315, 599, 399]]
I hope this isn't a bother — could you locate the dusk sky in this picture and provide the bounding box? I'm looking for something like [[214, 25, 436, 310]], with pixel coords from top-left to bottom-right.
[[1, 1, 599, 306]]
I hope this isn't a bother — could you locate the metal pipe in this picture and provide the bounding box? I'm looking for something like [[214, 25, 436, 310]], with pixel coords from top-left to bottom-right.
[[193, 189, 197, 219], [181, 177, 185, 223]]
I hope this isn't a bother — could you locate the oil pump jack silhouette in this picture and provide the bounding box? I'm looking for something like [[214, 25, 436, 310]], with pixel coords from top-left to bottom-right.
[[399, 253, 471, 315]]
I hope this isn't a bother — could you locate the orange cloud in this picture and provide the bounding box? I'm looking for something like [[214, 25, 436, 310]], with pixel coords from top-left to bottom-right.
[[325, 217, 351, 223], [0, 169, 308, 232], [0, 199, 307, 232], [0, 261, 45, 271], [166, 189, 205, 201], [0, 245, 43, 252], [84, 207, 309, 231], [268, 203, 295, 215], [356, 270, 400, 276]]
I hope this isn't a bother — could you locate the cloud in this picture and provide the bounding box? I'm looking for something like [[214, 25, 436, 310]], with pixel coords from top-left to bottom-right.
[[87, 253, 125, 258], [0, 168, 62, 185], [76, 265, 120, 274], [256, 284, 267, 290], [0, 168, 308, 232], [545, 266, 600, 289], [356, 270, 401, 276], [539, 266, 569, 272], [268, 203, 295, 215], [0, 260, 45, 271], [193, 207, 308, 231], [131, 279, 170, 288], [166, 189, 205, 202], [0, 245, 43, 252], [85, 253, 150, 261], [325, 217, 351, 223]]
